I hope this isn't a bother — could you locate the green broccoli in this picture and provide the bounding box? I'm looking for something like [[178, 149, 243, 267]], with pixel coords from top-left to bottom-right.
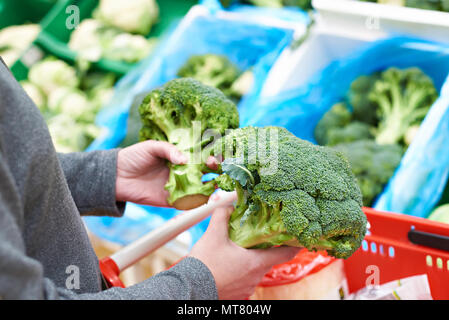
[[314, 102, 352, 145], [212, 126, 367, 259], [371, 67, 438, 145], [332, 140, 404, 207], [139, 78, 239, 210], [177, 54, 250, 102]]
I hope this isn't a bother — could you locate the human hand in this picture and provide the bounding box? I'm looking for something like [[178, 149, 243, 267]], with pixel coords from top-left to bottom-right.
[[189, 206, 301, 300], [115, 140, 219, 207]]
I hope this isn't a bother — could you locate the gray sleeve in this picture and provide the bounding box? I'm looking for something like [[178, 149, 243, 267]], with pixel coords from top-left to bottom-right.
[[75, 257, 219, 300], [57, 150, 126, 217]]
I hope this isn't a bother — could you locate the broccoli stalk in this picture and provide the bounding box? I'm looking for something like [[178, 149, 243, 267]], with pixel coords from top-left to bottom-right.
[[139, 78, 239, 210], [213, 126, 367, 259], [371, 67, 438, 145]]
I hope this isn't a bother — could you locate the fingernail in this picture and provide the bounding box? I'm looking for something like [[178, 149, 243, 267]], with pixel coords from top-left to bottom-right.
[[177, 153, 188, 164]]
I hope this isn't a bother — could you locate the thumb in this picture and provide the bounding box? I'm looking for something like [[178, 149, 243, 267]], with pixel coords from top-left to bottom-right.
[[144, 140, 188, 165]]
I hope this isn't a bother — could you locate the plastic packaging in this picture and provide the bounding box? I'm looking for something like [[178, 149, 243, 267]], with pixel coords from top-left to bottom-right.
[[251, 249, 347, 300], [241, 36, 449, 218]]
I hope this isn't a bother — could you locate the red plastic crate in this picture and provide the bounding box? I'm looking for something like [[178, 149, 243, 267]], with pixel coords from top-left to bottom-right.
[[344, 207, 449, 300]]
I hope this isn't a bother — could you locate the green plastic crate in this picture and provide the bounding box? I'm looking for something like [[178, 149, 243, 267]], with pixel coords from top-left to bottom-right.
[[36, 0, 198, 76], [0, 0, 57, 28]]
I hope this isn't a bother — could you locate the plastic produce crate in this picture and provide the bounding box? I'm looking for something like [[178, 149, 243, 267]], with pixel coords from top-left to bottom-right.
[[35, 0, 198, 76], [345, 208, 449, 300], [0, 0, 56, 29]]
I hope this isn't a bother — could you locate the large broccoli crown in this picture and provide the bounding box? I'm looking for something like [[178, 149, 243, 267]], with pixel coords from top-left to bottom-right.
[[139, 78, 239, 210], [372, 67, 438, 145], [332, 139, 404, 207], [214, 126, 367, 259]]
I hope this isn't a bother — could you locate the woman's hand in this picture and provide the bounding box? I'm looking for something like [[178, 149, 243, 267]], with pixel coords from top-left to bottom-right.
[[115, 140, 219, 207], [115, 140, 188, 207], [189, 206, 301, 300]]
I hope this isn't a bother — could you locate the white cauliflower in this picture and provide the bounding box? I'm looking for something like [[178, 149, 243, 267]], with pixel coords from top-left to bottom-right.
[[93, 0, 159, 35], [0, 24, 41, 66]]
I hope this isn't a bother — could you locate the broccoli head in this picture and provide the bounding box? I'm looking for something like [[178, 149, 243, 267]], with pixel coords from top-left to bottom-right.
[[212, 126, 367, 259], [177, 54, 246, 102], [139, 78, 239, 210], [332, 139, 404, 207], [371, 67, 438, 145], [314, 102, 352, 145]]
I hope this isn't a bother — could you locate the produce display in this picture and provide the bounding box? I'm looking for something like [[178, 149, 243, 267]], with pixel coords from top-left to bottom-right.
[[138, 77, 367, 259], [177, 54, 254, 103], [21, 57, 116, 152], [68, 0, 159, 64], [314, 67, 439, 206]]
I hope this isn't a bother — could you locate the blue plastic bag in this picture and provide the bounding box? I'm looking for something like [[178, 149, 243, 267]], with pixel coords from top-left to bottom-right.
[[241, 36, 449, 218], [84, 5, 297, 247]]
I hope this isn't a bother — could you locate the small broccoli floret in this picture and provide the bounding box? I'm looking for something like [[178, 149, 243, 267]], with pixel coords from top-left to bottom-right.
[[212, 126, 367, 259], [325, 121, 374, 146], [139, 78, 239, 210], [332, 139, 404, 207], [314, 102, 352, 145], [348, 73, 381, 125], [371, 67, 438, 145], [177, 54, 248, 102]]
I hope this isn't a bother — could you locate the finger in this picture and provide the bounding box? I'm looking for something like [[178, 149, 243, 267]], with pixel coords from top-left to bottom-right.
[[206, 206, 234, 239], [206, 156, 220, 170], [144, 140, 188, 164], [251, 246, 301, 267]]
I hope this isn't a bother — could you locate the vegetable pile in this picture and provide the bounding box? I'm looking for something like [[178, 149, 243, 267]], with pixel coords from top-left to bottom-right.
[[314, 67, 439, 206], [21, 57, 116, 152]]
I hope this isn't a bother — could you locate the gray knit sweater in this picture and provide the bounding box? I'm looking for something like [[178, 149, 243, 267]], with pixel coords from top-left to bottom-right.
[[0, 58, 218, 300]]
